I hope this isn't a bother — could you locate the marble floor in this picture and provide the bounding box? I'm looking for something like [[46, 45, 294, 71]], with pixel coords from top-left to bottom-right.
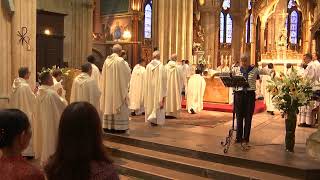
[[121, 110, 320, 170]]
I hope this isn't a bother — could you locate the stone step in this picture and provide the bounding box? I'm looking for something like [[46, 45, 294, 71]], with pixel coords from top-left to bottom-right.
[[115, 158, 211, 180], [119, 175, 139, 180], [103, 133, 318, 179], [105, 141, 297, 180]]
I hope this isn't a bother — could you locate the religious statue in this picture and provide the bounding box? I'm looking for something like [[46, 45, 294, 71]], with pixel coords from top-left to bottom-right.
[[277, 28, 288, 50], [113, 22, 122, 41]]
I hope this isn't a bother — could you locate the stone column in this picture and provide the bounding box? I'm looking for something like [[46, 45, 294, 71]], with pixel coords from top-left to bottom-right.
[[232, 13, 245, 63], [260, 22, 266, 54], [93, 0, 101, 34], [69, 0, 93, 68], [155, 0, 193, 62], [201, 8, 215, 65], [11, 0, 37, 89], [213, 9, 220, 68], [0, 1, 12, 108], [250, 17, 257, 64]]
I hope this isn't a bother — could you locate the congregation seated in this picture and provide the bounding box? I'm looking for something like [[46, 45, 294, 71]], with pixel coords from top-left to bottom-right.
[[44, 102, 119, 180], [0, 109, 45, 180]]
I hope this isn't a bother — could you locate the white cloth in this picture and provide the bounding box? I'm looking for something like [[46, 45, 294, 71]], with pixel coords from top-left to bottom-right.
[[186, 74, 206, 113], [34, 85, 66, 164], [100, 53, 131, 130], [216, 66, 230, 73], [70, 73, 101, 112], [9, 78, 36, 156], [304, 61, 316, 82], [264, 75, 275, 112], [298, 105, 315, 125], [165, 61, 183, 117], [53, 77, 67, 104], [128, 64, 146, 111], [91, 63, 101, 87], [144, 59, 167, 125]]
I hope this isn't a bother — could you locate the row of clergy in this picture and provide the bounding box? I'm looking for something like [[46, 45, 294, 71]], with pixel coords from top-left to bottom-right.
[[258, 53, 320, 127], [7, 44, 206, 165]]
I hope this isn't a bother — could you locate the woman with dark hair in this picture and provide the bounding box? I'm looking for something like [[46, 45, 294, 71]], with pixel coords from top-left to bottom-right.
[[0, 109, 45, 180], [45, 102, 119, 180]]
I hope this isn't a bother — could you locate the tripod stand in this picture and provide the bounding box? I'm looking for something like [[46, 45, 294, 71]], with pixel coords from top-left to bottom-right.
[[220, 75, 249, 153]]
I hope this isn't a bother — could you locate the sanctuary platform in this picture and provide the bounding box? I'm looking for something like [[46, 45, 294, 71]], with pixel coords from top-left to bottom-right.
[[104, 111, 320, 180]]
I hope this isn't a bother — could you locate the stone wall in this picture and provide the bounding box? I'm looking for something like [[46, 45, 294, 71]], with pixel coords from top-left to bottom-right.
[[0, 0, 36, 109], [37, 0, 93, 68]]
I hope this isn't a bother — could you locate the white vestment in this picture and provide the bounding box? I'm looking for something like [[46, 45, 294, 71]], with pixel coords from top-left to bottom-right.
[[298, 62, 317, 125], [53, 77, 67, 104], [70, 73, 101, 112], [34, 85, 66, 164], [91, 63, 101, 87], [186, 74, 206, 113], [144, 59, 167, 125], [9, 78, 36, 156], [100, 53, 131, 130], [165, 61, 183, 117], [216, 66, 230, 73], [264, 74, 276, 112], [128, 64, 146, 114]]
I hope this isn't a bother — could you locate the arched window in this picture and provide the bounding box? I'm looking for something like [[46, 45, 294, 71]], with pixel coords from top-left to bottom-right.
[[245, 1, 253, 43], [226, 14, 233, 43], [289, 11, 298, 44], [144, 1, 152, 39], [287, 0, 300, 45], [220, 12, 225, 43], [220, 0, 232, 44]]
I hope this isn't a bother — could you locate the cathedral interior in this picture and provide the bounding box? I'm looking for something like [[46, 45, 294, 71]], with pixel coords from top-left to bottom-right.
[[1, 0, 320, 179]]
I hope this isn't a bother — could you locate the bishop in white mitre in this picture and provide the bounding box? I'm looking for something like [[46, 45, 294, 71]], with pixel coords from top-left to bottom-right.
[[70, 63, 101, 112], [52, 69, 67, 104], [128, 60, 146, 115], [9, 67, 36, 157], [100, 44, 131, 133], [165, 54, 183, 118], [34, 71, 67, 164], [144, 51, 167, 126], [187, 69, 206, 114], [87, 55, 101, 87]]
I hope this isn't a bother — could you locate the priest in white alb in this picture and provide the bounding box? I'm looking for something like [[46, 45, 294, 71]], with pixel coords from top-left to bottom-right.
[[144, 51, 167, 126], [34, 71, 67, 164], [9, 67, 36, 157], [187, 69, 206, 114], [87, 55, 101, 86], [128, 59, 146, 115], [100, 44, 131, 133], [52, 69, 67, 104], [70, 63, 101, 112], [165, 54, 183, 118]]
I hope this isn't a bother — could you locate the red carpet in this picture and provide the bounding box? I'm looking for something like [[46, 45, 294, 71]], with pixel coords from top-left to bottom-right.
[[181, 100, 266, 114]]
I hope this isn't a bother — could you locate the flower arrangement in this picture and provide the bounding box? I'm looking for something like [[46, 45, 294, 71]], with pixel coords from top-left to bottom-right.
[[38, 66, 70, 78], [266, 69, 314, 115], [266, 68, 314, 152]]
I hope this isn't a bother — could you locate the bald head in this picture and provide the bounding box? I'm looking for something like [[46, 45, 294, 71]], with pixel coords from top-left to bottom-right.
[[153, 51, 160, 60], [170, 54, 177, 61], [112, 44, 122, 55]]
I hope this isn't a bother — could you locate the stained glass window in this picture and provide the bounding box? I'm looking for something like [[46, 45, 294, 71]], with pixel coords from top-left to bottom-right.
[[144, 3, 152, 39], [288, 0, 295, 9], [245, 19, 248, 43], [222, 0, 230, 10], [290, 11, 298, 44], [226, 14, 233, 43], [248, 0, 252, 10], [220, 12, 225, 43]]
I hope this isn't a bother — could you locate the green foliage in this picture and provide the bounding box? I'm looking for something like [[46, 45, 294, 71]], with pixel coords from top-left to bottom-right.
[[266, 68, 314, 115]]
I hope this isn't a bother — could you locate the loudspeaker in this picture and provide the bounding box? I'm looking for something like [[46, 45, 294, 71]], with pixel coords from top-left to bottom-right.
[[3, 0, 15, 14]]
